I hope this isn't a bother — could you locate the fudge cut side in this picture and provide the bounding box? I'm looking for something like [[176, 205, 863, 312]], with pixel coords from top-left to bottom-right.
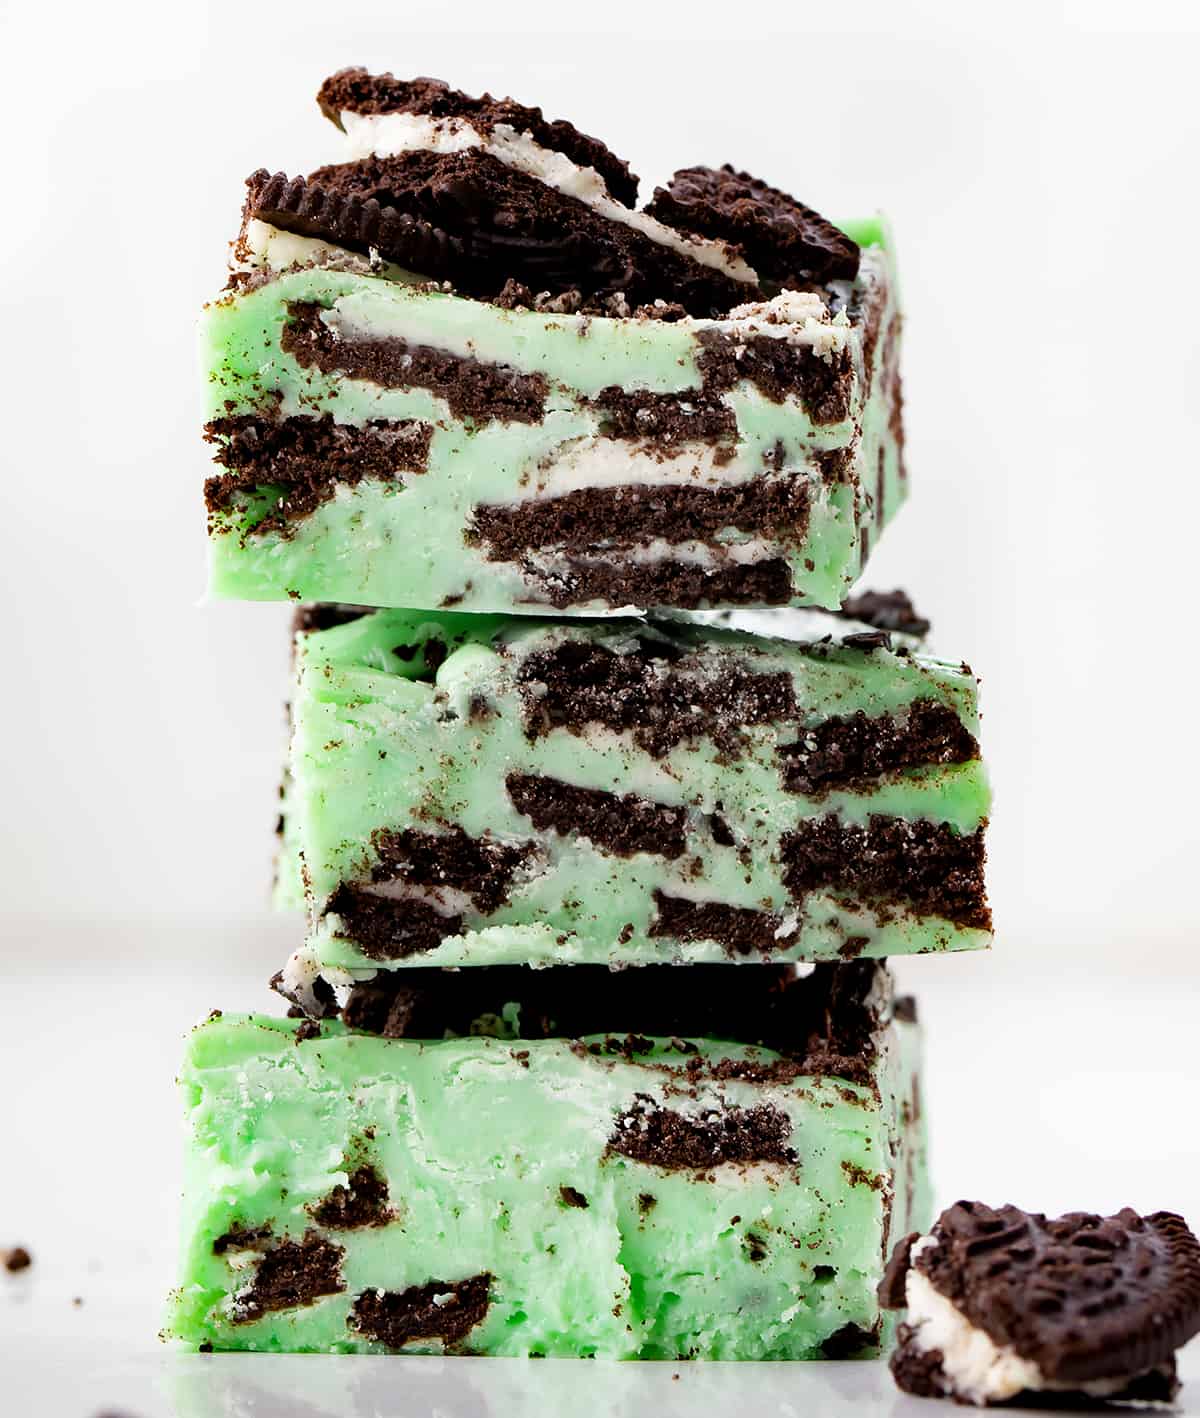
[[203, 244, 902, 615], [280, 605, 990, 973], [273, 603, 372, 912], [167, 966, 929, 1358]]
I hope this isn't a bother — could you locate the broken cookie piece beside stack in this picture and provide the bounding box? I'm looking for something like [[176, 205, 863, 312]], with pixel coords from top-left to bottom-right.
[[168, 69, 993, 1359]]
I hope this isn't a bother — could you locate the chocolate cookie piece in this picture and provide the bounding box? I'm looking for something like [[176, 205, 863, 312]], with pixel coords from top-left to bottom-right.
[[878, 1229, 918, 1309], [881, 1201, 1200, 1405], [606, 1096, 796, 1170], [349, 1272, 492, 1351], [645, 164, 860, 286], [230, 1231, 346, 1323], [244, 168, 469, 285], [840, 588, 930, 638], [296, 151, 751, 314], [204, 411, 432, 534], [245, 157, 750, 314], [3, 1246, 31, 1273], [316, 69, 639, 206]]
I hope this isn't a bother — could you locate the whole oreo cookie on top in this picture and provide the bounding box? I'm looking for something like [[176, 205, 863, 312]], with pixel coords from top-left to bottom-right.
[[881, 1200, 1200, 1405], [645, 164, 861, 286], [315, 68, 640, 207]]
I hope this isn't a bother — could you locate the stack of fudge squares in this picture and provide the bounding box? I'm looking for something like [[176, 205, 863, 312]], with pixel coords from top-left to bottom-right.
[[169, 70, 992, 1360]]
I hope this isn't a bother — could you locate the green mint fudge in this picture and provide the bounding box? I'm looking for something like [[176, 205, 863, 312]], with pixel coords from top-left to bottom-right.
[[276, 596, 989, 984], [167, 963, 930, 1358], [202, 70, 906, 616]]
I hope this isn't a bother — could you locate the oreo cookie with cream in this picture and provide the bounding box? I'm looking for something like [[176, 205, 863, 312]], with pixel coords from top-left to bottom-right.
[[316, 68, 640, 206], [880, 1201, 1200, 1406], [645, 163, 861, 286]]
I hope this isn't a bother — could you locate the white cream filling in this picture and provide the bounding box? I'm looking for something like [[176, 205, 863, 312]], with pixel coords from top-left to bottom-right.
[[357, 877, 475, 916], [278, 944, 373, 1015], [712, 297, 852, 357], [231, 218, 420, 284], [864, 960, 895, 1017], [222, 1248, 260, 1275], [904, 1245, 1043, 1404], [639, 873, 787, 917], [234, 218, 353, 273], [773, 911, 800, 940], [727, 289, 830, 323], [338, 110, 758, 285], [904, 1240, 1132, 1404], [525, 536, 777, 575], [278, 944, 326, 1015], [312, 255, 859, 375], [525, 438, 759, 498], [680, 607, 871, 644]]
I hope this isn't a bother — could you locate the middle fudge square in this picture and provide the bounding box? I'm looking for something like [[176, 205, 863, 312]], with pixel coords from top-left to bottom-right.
[[281, 601, 990, 980]]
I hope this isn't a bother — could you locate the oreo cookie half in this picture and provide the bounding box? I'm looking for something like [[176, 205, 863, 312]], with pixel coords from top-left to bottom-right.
[[315, 68, 640, 207], [244, 168, 468, 284], [645, 164, 860, 286], [881, 1201, 1200, 1405]]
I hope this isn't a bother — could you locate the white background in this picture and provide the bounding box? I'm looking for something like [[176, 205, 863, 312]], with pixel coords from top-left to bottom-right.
[[2, 2, 1199, 1411]]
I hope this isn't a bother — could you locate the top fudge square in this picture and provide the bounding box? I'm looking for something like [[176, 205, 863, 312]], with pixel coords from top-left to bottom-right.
[[202, 70, 906, 616]]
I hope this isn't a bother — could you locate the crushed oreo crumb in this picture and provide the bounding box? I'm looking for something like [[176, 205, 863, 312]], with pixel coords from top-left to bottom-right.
[[3, 1246, 32, 1274]]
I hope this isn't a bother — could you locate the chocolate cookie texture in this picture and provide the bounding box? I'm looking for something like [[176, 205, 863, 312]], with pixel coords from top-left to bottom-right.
[[279, 298, 550, 423], [296, 150, 750, 314], [242, 167, 470, 287], [840, 588, 930, 637], [227, 1232, 346, 1323], [166, 984, 929, 1357], [606, 1098, 797, 1170], [646, 163, 861, 285], [276, 606, 989, 977], [349, 1274, 493, 1351], [316, 69, 640, 206], [3, 1246, 32, 1273], [880, 1201, 1200, 1405], [204, 410, 431, 534], [309, 1164, 393, 1230], [305, 69, 766, 305]]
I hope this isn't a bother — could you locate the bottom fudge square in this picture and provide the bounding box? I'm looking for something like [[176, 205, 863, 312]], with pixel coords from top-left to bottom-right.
[[167, 963, 928, 1359]]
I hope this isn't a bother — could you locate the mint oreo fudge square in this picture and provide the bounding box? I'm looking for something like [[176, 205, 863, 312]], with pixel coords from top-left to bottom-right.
[[202, 69, 906, 615]]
